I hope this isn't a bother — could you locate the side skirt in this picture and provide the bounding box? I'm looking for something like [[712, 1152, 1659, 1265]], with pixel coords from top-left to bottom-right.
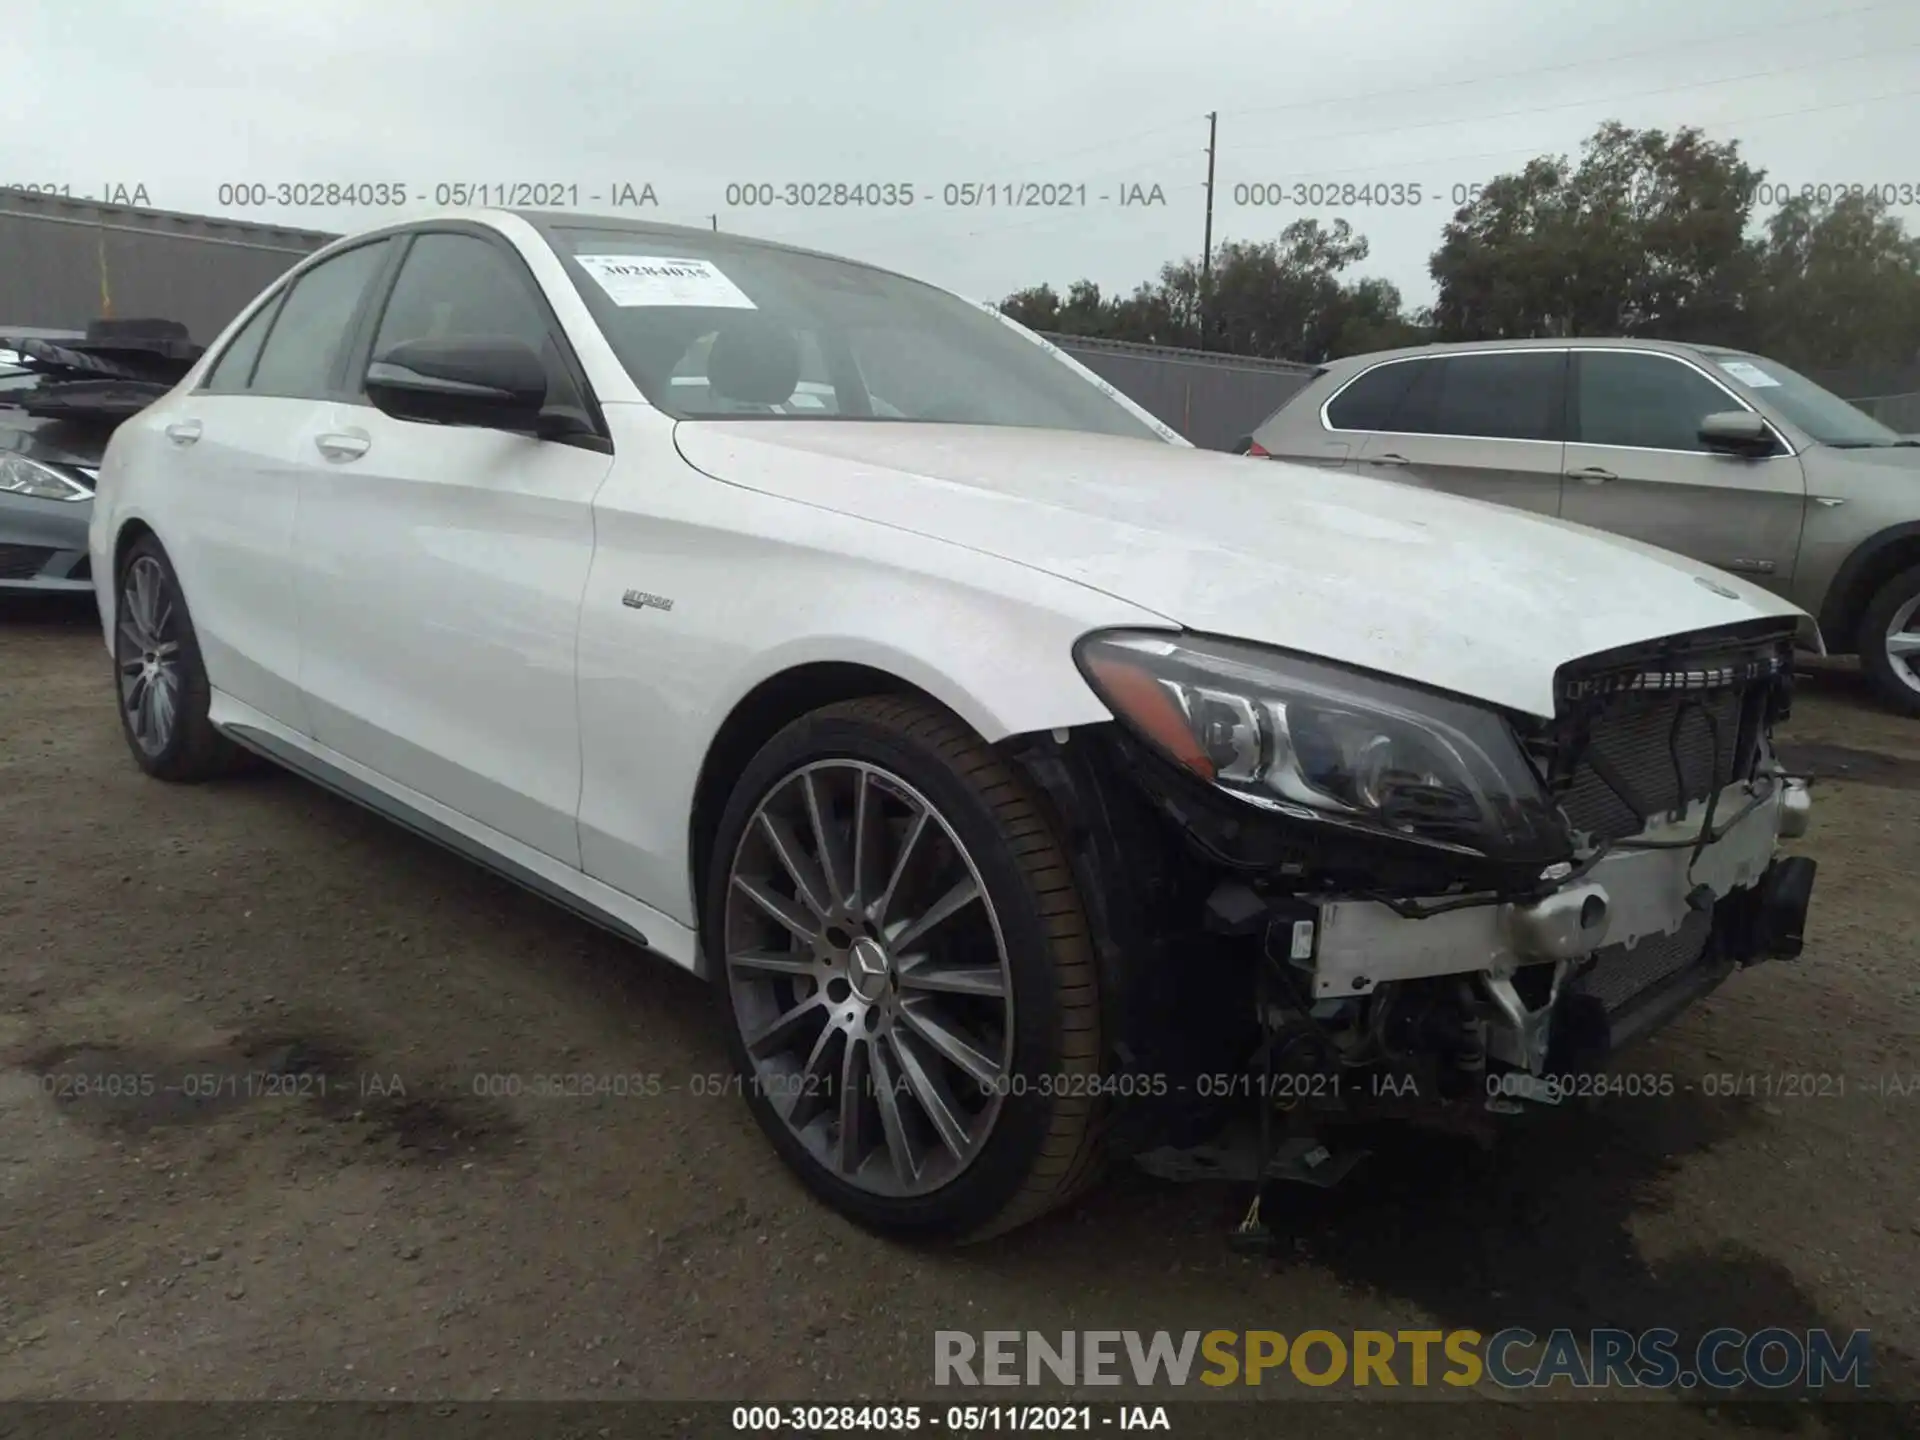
[[208, 694, 704, 976]]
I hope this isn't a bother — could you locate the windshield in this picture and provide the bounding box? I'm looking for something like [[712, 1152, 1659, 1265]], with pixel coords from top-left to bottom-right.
[[1700, 351, 1904, 448], [546, 227, 1163, 441]]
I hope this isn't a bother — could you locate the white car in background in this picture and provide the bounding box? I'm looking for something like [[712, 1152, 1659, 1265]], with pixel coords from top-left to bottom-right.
[[89, 211, 1816, 1241]]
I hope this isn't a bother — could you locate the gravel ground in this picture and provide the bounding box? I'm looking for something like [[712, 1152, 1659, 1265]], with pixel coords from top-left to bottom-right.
[[2, 594, 1916, 1438]]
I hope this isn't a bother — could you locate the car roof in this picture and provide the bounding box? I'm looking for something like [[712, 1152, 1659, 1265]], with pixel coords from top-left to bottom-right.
[[1318, 335, 1761, 372]]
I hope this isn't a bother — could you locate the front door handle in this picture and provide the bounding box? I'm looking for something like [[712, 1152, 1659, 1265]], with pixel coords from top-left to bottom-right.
[[164, 419, 202, 446], [1367, 452, 1410, 467], [314, 430, 371, 462], [1567, 465, 1617, 484]]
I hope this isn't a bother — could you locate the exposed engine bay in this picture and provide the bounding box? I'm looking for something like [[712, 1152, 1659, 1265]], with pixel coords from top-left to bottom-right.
[[1009, 618, 1817, 1198]]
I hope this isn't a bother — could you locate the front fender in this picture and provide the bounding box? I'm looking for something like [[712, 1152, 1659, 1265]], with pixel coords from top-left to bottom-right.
[[573, 445, 1169, 928]]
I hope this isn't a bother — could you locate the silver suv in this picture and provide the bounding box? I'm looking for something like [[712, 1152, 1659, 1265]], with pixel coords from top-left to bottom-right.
[[1249, 338, 1920, 715]]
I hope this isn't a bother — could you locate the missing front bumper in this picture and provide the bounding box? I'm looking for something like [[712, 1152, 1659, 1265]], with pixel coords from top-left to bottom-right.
[[1547, 854, 1816, 1072], [1285, 779, 1814, 1076], [1306, 777, 1792, 1002]]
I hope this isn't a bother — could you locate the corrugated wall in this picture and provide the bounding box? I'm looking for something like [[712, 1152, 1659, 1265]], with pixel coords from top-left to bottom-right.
[[1044, 333, 1317, 450], [0, 188, 332, 344]]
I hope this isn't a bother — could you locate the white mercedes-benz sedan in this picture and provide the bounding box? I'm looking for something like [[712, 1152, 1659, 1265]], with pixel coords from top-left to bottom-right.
[[89, 210, 1818, 1241]]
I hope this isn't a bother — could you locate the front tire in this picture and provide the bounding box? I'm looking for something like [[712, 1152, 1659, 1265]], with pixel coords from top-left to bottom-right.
[[1858, 563, 1920, 718], [705, 696, 1104, 1242], [112, 535, 249, 780]]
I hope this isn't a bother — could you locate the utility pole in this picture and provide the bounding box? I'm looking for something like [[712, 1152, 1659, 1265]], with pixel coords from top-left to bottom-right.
[[1200, 110, 1218, 351]]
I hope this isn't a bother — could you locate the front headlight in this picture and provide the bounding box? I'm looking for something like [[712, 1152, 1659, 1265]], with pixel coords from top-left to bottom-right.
[[1075, 630, 1570, 863], [0, 454, 94, 502]]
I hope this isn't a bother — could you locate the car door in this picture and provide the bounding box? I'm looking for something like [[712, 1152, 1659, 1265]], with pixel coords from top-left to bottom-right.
[[1350, 351, 1568, 517], [137, 238, 397, 732], [1559, 349, 1807, 591], [290, 226, 615, 867]]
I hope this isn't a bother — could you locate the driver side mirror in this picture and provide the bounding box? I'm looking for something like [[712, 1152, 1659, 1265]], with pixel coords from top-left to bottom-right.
[[365, 336, 548, 431], [1699, 410, 1776, 458]]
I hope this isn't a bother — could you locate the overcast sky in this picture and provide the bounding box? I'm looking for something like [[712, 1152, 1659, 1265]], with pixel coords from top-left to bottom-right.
[[5, 0, 1917, 311]]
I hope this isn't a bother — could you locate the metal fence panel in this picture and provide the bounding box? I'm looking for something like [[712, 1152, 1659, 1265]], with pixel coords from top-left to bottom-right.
[[1850, 392, 1920, 433], [1044, 334, 1316, 450], [0, 189, 332, 344]]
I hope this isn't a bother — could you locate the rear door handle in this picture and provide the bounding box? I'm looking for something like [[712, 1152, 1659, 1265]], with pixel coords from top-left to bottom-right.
[[164, 419, 202, 446], [1567, 465, 1617, 484], [314, 430, 371, 462], [1367, 452, 1410, 467]]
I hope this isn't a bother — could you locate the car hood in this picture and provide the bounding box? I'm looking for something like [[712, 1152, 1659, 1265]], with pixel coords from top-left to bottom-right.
[[672, 422, 1808, 719]]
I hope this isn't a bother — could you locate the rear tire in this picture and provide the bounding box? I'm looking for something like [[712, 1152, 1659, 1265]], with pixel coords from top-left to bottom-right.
[[1858, 564, 1920, 718], [705, 695, 1105, 1242], [112, 535, 250, 781]]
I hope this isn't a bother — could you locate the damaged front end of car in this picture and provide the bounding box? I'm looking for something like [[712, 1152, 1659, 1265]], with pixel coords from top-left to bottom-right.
[[1007, 620, 1816, 1199]]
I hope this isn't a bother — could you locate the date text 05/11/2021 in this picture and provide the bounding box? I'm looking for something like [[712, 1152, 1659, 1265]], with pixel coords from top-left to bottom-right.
[[1227, 179, 1920, 208], [200, 180, 1173, 211], [732, 1405, 1173, 1432], [212, 182, 660, 209]]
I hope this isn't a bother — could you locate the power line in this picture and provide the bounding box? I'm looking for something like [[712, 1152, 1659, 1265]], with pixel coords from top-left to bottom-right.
[[1205, 85, 1920, 192], [694, 9, 1913, 260], [1225, 43, 1920, 162], [819, 0, 1899, 211], [1220, 0, 1898, 122], [889, 83, 1918, 286], [907, 0, 1899, 204]]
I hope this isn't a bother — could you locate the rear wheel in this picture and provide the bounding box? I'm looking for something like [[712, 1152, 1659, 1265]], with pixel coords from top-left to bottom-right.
[[113, 535, 249, 780], [1858, 564, 1920, 718], [706, 696, 1104, 1242]]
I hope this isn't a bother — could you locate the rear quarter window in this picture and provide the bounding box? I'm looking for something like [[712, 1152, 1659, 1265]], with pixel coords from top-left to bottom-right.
[[1325, 360, 1422, 430]]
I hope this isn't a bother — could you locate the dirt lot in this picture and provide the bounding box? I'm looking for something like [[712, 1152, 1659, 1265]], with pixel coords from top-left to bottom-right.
[[2, 595, 1917, 1437]]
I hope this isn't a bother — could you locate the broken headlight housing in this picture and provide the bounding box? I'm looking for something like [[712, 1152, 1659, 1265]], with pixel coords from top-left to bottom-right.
[[1075, 630, 1571, 864]]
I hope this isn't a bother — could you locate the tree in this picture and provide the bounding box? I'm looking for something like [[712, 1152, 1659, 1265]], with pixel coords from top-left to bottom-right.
[[1752, 192, 1920, 371], [1428, 121, 1764, 344], [999, 280, 1129, 339], [999, 218, 1425, 361], [998, 118, 1920, 374]]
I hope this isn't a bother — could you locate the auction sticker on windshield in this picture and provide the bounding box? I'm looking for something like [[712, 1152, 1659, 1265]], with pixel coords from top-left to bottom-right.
[[575, 254, 757, 308], [1718, 359, 1781, 388]]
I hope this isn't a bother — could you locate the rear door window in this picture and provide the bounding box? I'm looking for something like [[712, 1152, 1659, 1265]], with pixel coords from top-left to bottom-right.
[[1392, 352, 1565, 440], [201, 294, 284, 394], [249, 240, 395, 399]]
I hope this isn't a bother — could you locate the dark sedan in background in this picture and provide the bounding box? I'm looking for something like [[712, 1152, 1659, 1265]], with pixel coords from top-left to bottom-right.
[[2, 321, 198, 593]]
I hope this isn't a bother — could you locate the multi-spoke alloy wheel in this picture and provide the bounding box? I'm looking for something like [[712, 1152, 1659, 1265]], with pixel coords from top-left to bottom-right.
[[117, 555, 182, 757], [725, 759, 1013, 1198], [1885, 594, 1920, 697], [708, 696, 1104, 1241], [110, 536, 247, 781], [1861, 565, 1920, 718]]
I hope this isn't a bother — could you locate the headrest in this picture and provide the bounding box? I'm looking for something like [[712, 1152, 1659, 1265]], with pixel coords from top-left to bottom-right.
[[705, 316, 800, 406]]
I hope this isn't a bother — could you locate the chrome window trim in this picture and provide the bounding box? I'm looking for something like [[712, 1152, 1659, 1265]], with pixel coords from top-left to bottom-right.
[[1316, 345, 1800, 458], [1566, 346, 1799, 458]]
